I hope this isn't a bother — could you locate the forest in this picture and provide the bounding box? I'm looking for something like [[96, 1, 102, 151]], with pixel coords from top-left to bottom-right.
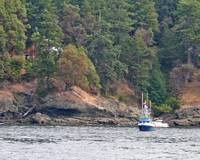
[[0, 0, 200, 113]]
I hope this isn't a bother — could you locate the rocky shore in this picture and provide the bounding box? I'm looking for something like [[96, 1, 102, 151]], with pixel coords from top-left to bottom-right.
[[0, 81, 139, 126], [164, 107, 200, 127], [0, 80, 200, 127]]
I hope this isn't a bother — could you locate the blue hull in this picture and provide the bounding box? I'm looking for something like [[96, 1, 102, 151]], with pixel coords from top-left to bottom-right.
[[138, 125, 155, 131]]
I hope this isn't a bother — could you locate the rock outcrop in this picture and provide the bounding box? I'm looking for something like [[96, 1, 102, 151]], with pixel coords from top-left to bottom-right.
[[168, 107, 200, 126], [0, 81, 139, 126]]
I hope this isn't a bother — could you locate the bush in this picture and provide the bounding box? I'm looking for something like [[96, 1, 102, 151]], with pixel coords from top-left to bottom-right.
[[35, 79, 56, 97], [9, 55, 26, 79], [152, 97, 181, 116], [0, 53, 11, 81], [165, 97, 181, 110], [153, 104, 173, 116], [58, 44, 101, 92]]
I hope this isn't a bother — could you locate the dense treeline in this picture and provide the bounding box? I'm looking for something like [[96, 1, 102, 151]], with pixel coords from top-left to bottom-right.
[[0, 0, 200, 112]]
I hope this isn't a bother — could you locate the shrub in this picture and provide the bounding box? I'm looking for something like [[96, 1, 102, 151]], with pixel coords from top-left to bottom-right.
[[153, 104, 173, 116], [0, 53, 11, 81], [9, 55, 26, 80], [165, 97, 181, 110], [58, 44, 101, 92], [35, 78, 56, 97]]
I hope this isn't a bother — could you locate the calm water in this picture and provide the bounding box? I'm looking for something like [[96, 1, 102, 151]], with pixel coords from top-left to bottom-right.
[[0, 126, 200, 160]]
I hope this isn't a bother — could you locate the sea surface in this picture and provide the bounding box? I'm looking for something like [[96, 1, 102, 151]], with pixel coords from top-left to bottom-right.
[[0, 126, 200, 160]]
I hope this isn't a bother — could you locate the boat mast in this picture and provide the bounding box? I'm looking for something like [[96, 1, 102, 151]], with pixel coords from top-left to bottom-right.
[[150, 100, 152, 116], [142, 93, 143, 115]]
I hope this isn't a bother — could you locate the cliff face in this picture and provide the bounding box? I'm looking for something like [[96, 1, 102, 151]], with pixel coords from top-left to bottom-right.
[[0, 81, 139, 126]]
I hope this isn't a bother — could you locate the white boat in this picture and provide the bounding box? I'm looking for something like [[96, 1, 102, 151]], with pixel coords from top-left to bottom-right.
[[138, 117, 156, 131], [138, 93, 156, 131], [153, 118, 169, 128], [138, 93, 169, 131]]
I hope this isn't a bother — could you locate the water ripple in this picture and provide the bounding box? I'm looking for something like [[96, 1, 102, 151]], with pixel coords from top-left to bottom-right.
[[0, 126, 200, 160]]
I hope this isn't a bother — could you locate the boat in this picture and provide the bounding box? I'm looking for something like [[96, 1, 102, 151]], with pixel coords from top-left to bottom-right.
[[138, 93, 169, 131], [153, 118, 169, 128], [138, 117, 156, 131], [138, 93, 156, 131]]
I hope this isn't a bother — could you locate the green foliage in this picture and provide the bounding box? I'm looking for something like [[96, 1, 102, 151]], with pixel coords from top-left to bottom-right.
[[59, 3, 86, 45], [153, 104, 173, 116], [58, 44, 101, 91], [126, 29, 156, 93], [0, 0, 27, 54], [0, 25, 7, 55], [0, 53, 10, 80], [31, 35, 59, 96], [175, 0, 200, 42], [27, 0, 63, 47], [9, 55, 26, 79], [130, 0, 159, 32], [148, 59, 167, 104], [165, 97, 181, 110], [153, 97, 180, 116], [35, 79, 49, 97], [159, 24, 186, 72], [0, 54, 26, 81], [155, 0, 178, 25]]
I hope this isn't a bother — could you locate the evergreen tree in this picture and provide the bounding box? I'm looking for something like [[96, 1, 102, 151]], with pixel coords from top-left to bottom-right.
[[85, 0, 128, 94], [107, 0, 132, 45], [27, 0, 63, 47], [175, 0, 200, 66], [159, 24, 186, 72], [148, 58, 167, 104], [175, 0, 200, 42], [0, 0, 7, 55], [155, 0, 178, 25], [59, 3, 86, 45], [125, 0, 160, 94], [31, 34, 59, 97], [0, 0, 27, 55], [130, 0, 159, 32], [127, 29, 156, 93]]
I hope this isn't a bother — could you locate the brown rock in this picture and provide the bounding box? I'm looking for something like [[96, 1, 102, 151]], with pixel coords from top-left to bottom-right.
[[32, 113, 51, 125]]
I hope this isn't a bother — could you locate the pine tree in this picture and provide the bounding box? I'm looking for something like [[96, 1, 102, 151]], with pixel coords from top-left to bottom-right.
[[31, 34, 59, 97], [148, 58, 167, 104], [27, 0, 63, 47], [1, 0, 27, 55], [130, 0, 159, 32], [127, 29, 156, 93], [0, 0, 7, 55], [155, 0, 178, 25], [175, 0, 200, 42], [85, 0, 128, 94], [59, 3, 86, 45], [107, 0, 132, 45], [159, 24, 186, 72], [175, 0, 200, 66]]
